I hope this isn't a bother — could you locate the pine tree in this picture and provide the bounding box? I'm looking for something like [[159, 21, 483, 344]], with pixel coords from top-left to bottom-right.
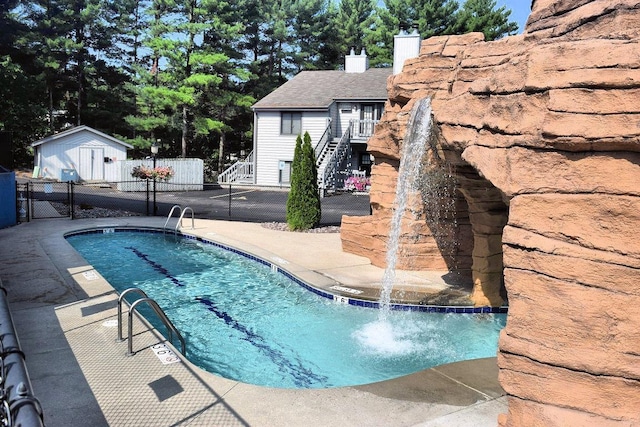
[[195, 0, 255, 173], [415, 0, 460, 38], [334, 0, 376, 57], [364, 0, 518, 67], [290, 0, 338, 72], [454, 0, 519, 41], [0, 2, 49, 166], [364, 0, 413, 67], [23, 0, 76, 132]]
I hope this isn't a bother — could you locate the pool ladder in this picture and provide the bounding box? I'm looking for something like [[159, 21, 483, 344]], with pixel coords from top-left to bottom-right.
[[163, 205, 194, 234], [117, 288, 186, 357]]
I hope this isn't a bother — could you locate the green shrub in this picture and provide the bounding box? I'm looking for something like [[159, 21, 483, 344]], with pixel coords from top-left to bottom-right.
[[286, 131, 321, 230]]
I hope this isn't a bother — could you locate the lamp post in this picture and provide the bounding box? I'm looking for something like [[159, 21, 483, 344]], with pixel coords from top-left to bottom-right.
[[151, 140, 159, 215]]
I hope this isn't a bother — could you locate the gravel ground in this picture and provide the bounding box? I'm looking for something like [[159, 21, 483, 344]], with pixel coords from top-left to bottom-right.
[[49, 202, 141, 219], [261, 222, 340, 233]]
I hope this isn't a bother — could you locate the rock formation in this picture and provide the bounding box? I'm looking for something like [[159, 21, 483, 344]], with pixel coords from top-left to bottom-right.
[[340, 0, 640, 425]]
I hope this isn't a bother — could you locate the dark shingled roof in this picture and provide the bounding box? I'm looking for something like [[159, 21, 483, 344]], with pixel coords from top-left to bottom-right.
[[252, 68, 392, 110]]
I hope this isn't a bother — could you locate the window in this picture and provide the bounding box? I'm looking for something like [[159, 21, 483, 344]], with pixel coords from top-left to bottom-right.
[[279, 160, 292, 184], [281, 112, 302, 135]]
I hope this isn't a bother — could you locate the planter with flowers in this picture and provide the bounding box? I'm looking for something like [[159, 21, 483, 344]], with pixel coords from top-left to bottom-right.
[[343, 175, 371, 194], [131, 165, 174, 181]]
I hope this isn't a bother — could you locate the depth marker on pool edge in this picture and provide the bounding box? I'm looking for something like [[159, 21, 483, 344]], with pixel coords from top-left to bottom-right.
[[151, 343, 181, 365]]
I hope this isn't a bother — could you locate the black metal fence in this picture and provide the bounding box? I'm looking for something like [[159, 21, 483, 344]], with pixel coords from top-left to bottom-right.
[[15, 180, 371, 225]]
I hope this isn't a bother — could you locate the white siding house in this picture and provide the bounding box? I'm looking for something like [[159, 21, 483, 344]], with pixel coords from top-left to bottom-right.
[[253, 110, 330, 186], [219, 30, 421, 192], [247, 58, 392, 190], [31, 125, 133, 182]]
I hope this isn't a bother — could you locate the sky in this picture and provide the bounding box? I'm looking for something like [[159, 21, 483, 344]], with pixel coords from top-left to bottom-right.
[[497, 1, 532, 33]]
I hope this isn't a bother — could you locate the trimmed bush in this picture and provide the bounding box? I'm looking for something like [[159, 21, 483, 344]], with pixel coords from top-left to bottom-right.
[[286, 131, 321, 230]]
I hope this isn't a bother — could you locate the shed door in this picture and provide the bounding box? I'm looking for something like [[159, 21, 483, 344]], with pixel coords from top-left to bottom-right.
[[79, 148, 104, 181]]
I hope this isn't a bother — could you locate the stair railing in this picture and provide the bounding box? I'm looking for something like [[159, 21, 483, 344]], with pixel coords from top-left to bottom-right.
[[314, 122, 333, 166], [320, 122, 352, 196], [117, 288, 186, 356]]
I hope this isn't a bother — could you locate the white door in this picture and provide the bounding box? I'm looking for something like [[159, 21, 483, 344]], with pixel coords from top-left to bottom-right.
[[79, 148, 104, 181]]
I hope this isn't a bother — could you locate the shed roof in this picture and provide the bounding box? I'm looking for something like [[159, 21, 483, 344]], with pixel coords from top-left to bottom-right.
[[252, 68, 392, 110], [31, 125, 134, 149]]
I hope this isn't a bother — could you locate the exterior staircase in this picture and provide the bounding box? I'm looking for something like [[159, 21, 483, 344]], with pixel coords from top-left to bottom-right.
[[316, 124, 353, 196], [217, 151, 254, 184]]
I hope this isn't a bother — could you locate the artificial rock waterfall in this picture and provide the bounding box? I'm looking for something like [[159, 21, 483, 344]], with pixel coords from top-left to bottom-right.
[[340, 1, 640, 425]]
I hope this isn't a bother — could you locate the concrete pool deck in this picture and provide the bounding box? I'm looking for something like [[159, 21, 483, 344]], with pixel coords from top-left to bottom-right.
[[0, 217, 507, 426]]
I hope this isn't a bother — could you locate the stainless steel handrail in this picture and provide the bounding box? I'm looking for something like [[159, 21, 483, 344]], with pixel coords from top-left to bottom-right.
[[117, 287, 148, 342], [126, 298, 186, 357], [163, 205, 183, 231], [117, 288, 186, 357], [175, 207, 194, 232]]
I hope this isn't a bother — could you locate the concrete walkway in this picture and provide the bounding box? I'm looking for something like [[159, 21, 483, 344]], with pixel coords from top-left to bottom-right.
[[0, 217, 506, 426]]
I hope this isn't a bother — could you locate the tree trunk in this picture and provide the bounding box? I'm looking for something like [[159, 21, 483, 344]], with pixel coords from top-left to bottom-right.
[[182, 105, 188, 158], [47, 83, 54, 133], [217, 132, 226, 173]]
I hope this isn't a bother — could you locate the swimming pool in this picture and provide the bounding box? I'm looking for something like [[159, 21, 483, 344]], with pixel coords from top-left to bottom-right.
[[66, 228, 506, 389]]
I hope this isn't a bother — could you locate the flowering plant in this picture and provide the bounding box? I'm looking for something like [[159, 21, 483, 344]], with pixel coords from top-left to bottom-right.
[[344, 175, 370, 192], [131, 165, 174, 181]]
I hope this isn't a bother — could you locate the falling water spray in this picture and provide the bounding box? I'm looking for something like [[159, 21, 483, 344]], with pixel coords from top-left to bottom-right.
[[378, 98, 433, 317]]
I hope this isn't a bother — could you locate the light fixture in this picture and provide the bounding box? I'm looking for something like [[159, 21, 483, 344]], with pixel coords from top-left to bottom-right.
[[151, 140, 159, 156]]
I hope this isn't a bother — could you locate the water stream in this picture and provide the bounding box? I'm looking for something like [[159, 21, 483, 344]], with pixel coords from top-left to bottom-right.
[[378, 98, 433, 317]]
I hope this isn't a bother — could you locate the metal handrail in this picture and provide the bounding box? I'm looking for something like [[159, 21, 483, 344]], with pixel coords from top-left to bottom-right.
[[117, 288, 149, 342], [163, 205, 182, 231], [314, 122, 333, 164], [127, 298, 186, 356], [175, 207, 194, 232], [320, 122, 353, 196], [117, 288, 186, 356]]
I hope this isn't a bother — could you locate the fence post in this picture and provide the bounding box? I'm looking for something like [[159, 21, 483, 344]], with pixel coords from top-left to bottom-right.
[[16, 182, 29, 223], [146, 179, 150, 216], [153, 177, 157, 216], [228, 184, 232, 217], [69, 182, 75, 219], [25, 182, 30, 221]]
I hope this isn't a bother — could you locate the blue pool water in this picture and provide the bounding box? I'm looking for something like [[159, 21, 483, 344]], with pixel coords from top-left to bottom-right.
[[66, 230, 506, 389]]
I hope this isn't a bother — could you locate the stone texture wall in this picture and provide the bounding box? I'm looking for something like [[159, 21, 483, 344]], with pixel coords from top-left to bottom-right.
[[340, 0, 640, 425]]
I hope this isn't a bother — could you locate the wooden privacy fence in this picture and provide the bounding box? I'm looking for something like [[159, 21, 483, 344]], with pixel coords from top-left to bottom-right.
[[117, 158, 204, 191]]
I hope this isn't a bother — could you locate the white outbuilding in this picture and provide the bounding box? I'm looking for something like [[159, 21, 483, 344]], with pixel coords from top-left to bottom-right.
[[31, 125, 133, 182]]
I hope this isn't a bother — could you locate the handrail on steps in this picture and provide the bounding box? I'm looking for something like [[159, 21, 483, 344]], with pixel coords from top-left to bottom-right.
[[117, 288, 147, 342], [117, 288, 186, 357], [163, 205, 182, 230], [163, 205, 194, 234], [176, 207, 194, 232]]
